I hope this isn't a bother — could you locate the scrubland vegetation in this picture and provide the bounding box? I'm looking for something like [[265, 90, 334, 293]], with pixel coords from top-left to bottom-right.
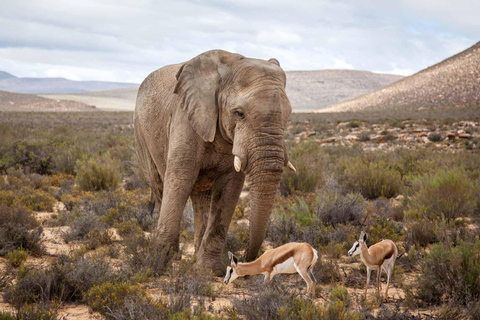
[[0, 110, 479, 319]]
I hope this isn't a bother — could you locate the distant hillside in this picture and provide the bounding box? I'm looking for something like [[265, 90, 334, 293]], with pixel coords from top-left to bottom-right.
[[286, 70, 403, 111], [0, 90, 96, 111], [320, 42, 480, 113], [42, 87, 139, 110], [0, 71, 16, 80], [43, 70, 402, 111], [0, 72, 138, 94]]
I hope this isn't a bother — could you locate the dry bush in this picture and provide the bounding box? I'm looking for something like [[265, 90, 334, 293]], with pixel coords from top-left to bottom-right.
[[416, 240, 480, 306], [314, 189, 365, 226], [4, 254, 114, 307], [0, 204, 44, 256], [124, 232, 174, 277], [0, 304, 61, 320], [62, 211, 102, 243]]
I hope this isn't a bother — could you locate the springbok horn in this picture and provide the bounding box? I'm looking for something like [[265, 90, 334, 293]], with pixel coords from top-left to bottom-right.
[[234, 156, 242, 172], [286, 161, 297, 173]]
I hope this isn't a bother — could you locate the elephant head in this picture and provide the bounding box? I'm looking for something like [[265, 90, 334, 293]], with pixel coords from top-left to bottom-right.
[[174, 50, 294, 261]]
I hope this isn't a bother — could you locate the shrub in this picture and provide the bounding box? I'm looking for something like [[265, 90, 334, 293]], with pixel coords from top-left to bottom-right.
[[114, 219, 143, 238], [84, 228, 114, 250], [19, 189, 56, 211], [315, 190, 365, 226], [0, 305, 60, 320], [124, 232, 174, 276], [0, 204, 44, 256], [409, 168, 478, 220], [225, 222, 249, 255], [267, 212, 303, 247], [85, 281, 148, 316], [330, 286, 351, 309], [279, 142, 324, 196], [232, 284, 361, 320], [75, 154, 120, 191], [311, 258, 342, 284], [405, 219, 438, 248], [6, 248, 28, 268], [344, 160, 402, 199], [63, 212, 101, 243], [428, 132, 444, 142], [4, 254, 114, 307], [416, 240, 480, 305]]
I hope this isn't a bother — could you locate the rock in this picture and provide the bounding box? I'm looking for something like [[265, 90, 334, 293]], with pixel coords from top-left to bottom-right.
[[317, 137, 336, 144], [459, 133, 472, 139]]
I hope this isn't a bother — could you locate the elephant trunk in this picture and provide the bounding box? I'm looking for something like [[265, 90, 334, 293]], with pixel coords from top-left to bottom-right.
[[244, 132, 284, 261]]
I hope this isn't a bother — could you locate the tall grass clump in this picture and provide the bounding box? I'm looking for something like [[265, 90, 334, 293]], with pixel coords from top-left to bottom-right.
[[75, 154, 120, 191], [409, 168, 478, 220]]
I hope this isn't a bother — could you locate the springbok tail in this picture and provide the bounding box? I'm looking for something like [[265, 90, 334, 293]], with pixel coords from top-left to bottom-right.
[[308, 248, 319, 282]]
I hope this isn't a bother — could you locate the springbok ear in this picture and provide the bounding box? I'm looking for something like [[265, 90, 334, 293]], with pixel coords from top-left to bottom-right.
[[360, 231, 367, 243], [232, 254, 239, 268], [268, 58, 280, 67], [359, 231, 365, 242], [174, 50, 241, 142], [228, 251, 233, 262]]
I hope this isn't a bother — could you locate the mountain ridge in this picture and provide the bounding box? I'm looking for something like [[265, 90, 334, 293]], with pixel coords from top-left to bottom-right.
[[320, 41, 480, 113]]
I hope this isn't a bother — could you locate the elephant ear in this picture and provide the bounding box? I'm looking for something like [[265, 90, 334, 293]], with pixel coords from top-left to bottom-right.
[[174, 50, 234, 142]]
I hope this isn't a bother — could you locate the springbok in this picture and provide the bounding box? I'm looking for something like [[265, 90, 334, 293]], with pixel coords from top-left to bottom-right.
[[224, 242, 318, 297], [348, 231, 397, 300]]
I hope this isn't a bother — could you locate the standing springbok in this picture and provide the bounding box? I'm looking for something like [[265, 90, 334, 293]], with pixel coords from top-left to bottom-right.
[[224, 242, 318, 297], [348, 231, 397, 300]]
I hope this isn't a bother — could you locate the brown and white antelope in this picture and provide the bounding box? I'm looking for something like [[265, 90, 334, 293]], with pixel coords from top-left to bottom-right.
[[224, 242, 318, 297], [348, 231, 397, 300]]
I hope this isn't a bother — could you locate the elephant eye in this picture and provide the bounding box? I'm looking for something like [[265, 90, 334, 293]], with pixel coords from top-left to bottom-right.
[[234, 110, 245, 119]]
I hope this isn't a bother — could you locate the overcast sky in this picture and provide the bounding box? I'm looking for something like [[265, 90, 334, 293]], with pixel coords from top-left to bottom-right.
[[0, 0, 478, 83]]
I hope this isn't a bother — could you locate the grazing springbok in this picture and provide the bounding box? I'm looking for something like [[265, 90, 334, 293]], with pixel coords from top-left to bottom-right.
[[348, 231, 398, 300], [224, 242, 318, 297]]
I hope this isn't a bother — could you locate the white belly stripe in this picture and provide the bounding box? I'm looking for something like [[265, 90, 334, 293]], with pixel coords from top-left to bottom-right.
[[273, 257, 297, 274]]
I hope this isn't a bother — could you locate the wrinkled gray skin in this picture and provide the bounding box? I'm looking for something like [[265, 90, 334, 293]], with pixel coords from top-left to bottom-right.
[[134, 50, 292, 275]]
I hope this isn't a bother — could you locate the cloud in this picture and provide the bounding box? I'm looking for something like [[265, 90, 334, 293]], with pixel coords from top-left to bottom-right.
[[0, 0, 476, 82]]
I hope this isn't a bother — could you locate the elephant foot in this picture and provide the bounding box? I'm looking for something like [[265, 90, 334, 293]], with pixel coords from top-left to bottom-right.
[[195, 256, 226, 277]]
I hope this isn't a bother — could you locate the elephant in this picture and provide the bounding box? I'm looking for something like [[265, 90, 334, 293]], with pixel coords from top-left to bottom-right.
[[134, 49, 295, 275]]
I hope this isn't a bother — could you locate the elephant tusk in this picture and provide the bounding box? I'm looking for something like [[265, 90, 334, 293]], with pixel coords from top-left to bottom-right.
[[234, 156, 242, 172], [286, 161, 297, 173]]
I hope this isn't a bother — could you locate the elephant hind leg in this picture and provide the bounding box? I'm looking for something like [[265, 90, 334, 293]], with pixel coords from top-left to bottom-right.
[[191, 190, 212, 253]]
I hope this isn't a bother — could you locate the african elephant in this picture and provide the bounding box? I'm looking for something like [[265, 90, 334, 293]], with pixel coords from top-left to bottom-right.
[[134, 50, 295, 275]]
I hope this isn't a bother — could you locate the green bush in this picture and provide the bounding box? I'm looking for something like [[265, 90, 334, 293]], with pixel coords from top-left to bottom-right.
[[85, 281, 148, 316], [19, 189, 56, 211], [416, 240, 480, 305], [6, 247, 28, 268], [409, 168, 478, 220], [75, 154, 120, 191], [344, 159, 402, 199], [280, 142, 324, 196]]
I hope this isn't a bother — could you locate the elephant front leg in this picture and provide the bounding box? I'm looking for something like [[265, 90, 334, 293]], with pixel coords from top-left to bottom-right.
[[196, 172, 244, 276], [157, 163, 199, 252], [191, 190, 212, 253]]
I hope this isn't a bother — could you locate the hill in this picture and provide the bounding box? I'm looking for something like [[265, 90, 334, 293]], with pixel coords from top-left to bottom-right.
[[285, 70, 403, 111], [42, 70, 402, 111], [41, 87, 139, 111], [320, 42, 480, 113], [0, 72, 138, 94], [0, 90, 96, 111]]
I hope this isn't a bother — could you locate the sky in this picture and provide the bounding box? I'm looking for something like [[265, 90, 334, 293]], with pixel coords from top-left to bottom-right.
[[0, 0, 478, 83]]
